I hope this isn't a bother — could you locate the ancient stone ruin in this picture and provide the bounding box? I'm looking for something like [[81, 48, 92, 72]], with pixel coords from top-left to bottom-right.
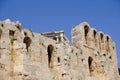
[[0, 19, 120, 80]]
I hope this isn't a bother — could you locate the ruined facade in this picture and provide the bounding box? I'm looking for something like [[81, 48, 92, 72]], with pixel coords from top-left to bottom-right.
[[0, 19, 119, 80]]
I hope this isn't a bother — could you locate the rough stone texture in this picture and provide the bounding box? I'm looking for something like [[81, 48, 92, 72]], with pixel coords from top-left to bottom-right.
[[0, 19, 119, 80]]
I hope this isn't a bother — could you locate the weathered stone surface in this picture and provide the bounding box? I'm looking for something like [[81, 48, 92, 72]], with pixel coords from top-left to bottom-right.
[[0, 19, 119, 80]]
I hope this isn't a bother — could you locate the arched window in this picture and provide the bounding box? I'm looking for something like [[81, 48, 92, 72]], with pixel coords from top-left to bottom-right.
[[57, 57, 60, 63], [118, 68, 120, 75], [106, 36, 110, 52], [47, 45, 54, 68], [23, 36, 31, 51], [84, 25, 89, 44], [93, 30, 97, 47], [93, 30, 97, 39], [100, 33, 104, 43], [88, 57, 93, 75]]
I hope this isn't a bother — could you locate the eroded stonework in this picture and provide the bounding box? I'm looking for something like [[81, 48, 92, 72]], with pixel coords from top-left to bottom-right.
[[0, 19, 119, 80]]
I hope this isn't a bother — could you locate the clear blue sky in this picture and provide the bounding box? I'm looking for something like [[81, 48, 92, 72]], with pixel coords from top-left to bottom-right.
[[0, 0, 120, 67]]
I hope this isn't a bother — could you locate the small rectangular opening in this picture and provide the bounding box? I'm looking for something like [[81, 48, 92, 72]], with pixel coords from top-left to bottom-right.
[[9, 30, 15, 36]]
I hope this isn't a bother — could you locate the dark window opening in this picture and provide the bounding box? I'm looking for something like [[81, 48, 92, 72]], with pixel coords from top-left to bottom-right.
[[57, 57, 60, 63], [103, 54, 106, 56], [9, 30, 15, 36], [107, 36, 109, 41], [109, 56, 112, 59], [23, 36, 31, 51], [24, 32, 27, 36], [1, 24, 4, 27], [88, 57, 93, 75], [93, 30, 97, 38], [88, 57, 93, 69], [53, 37, 57, 41], [84, 25, 89, 44], [118, 68, 120, 75], [93, 30, 97, 47], [81, 59, 84, 62], [47, 45, 54, 68], [106, 36, 110, 52], [100, 33, 104, 43]]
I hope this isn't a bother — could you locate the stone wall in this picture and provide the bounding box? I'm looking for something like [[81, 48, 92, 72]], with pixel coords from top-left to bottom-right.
[[0, 19, 119, 80]]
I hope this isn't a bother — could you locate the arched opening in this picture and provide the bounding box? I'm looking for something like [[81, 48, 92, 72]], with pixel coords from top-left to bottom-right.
[[118, 68, 120, 75], [9, 30, 15, 36], [106, 36, 109, 41], [57, 57, 60, 63], [106, 36, 110, 52], [100, 33, 104, 43], [1, 24, 4, 27], [109, 56, 112, 59], [93, 30, 97, 47], [93, 30, 97, 38], [53, 36, 57, 41], [84, 25, 89, 44], [88, 57, 93, 75], [47, 45, 54, 68], [23, 36, 31, 51]]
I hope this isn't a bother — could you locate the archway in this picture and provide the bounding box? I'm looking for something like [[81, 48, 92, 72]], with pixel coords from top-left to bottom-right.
[[84, 25, 89, 44], [100, 33, 104, 43], [93, 30, 97, 47], [23, 36, 31, 51], [88, 56, 93, 75], [47, 45, 54, 68]]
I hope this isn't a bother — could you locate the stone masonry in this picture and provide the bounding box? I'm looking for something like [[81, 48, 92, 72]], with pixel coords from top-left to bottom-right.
[[0, 19, 119, 80]]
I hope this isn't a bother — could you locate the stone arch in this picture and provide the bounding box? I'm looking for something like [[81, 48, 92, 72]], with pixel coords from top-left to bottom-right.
[[57, 57, 60, 63], [99, 32, 104, 51], [23, 36, 31, 51], [84, 25, 89, 44], [88, 56, 93, 75], [47, 44, 54, 68], [106, 36, 110, 52], [93, 30, 97, 47], [100, 33, 104, 43], [93, 30, 97, 38]]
